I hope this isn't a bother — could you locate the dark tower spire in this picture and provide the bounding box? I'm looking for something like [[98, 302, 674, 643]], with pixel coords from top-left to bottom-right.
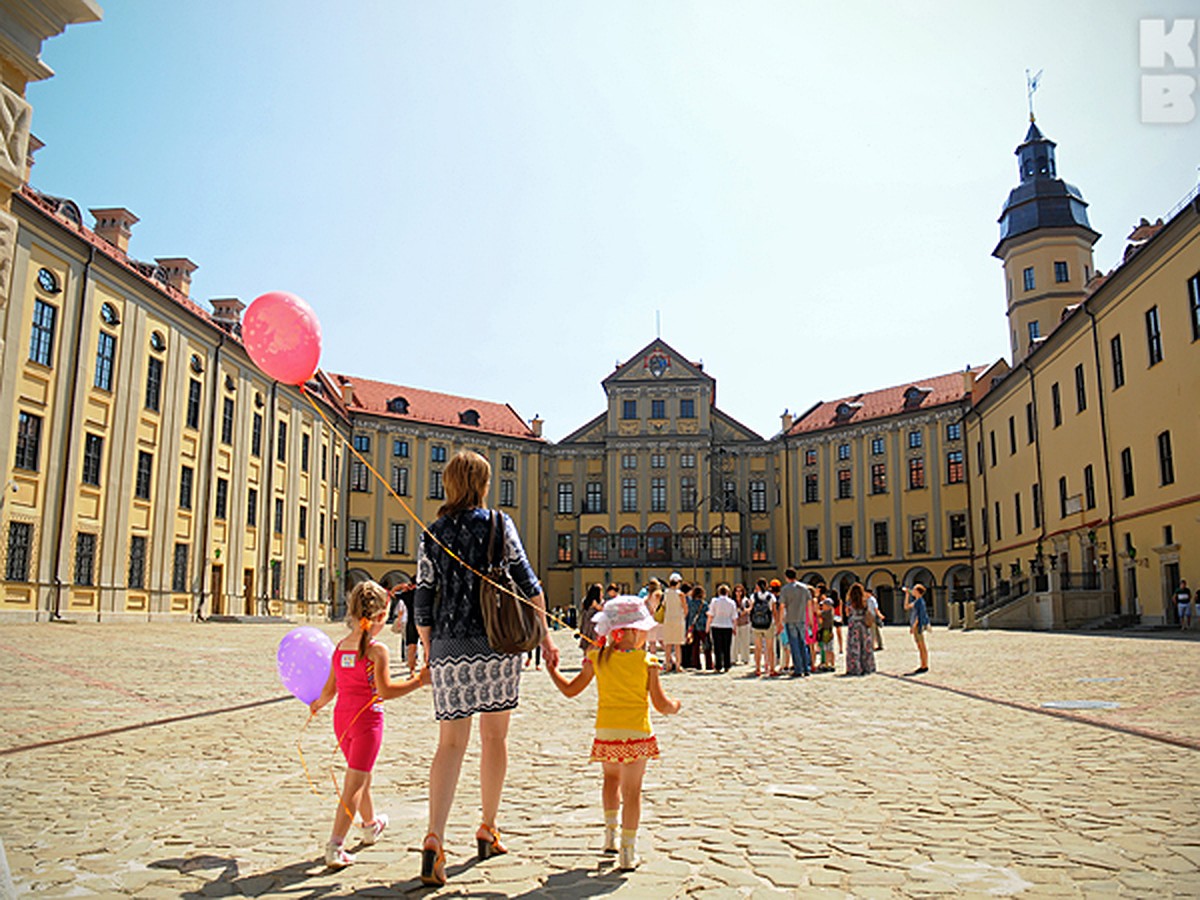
[[993, 119, 1100, 364], [996, 123, 1096, 246]]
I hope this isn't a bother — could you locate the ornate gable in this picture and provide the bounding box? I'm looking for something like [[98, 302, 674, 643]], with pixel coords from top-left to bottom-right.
[[602, 338, 712, 390]]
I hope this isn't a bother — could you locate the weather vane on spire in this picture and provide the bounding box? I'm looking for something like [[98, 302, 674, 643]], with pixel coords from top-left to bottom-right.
[[1026, 68, 1043, 122]]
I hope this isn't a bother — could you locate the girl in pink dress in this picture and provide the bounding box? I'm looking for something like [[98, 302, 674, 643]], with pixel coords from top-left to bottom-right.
[[310, 580, 429, 867]]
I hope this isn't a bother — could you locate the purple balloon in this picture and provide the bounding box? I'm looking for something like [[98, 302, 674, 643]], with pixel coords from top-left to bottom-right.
[[277, 626, 335, 704]]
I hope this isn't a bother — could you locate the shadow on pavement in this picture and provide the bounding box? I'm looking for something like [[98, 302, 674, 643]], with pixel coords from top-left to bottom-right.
[[438, 865, 627, 899], [149, 854, 342, 898]]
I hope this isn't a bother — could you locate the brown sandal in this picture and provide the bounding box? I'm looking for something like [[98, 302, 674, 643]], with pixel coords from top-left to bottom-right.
[[476, 823, 508, 859], [420, 832, 445, 886]]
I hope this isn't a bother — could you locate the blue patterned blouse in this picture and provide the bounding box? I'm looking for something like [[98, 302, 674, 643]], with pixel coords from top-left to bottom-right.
[[414, 508, 541, 642]]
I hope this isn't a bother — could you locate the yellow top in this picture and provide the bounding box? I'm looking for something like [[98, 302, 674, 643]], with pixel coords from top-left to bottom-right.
[[587, 647, 658, 734]]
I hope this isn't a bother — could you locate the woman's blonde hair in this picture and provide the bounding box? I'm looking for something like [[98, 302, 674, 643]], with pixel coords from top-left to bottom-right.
[[438, 450, 491, 518], [347, 579, 390, 658]]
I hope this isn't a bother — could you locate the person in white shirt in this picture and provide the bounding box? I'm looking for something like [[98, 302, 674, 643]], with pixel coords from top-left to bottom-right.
[[1176, 580, 1193, 630], [705, 584, 739, 673], [660, 573, 688, 673]]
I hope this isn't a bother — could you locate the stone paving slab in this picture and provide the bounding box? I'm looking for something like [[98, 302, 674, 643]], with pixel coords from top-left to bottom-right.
[[0, 622, 1198, 897]]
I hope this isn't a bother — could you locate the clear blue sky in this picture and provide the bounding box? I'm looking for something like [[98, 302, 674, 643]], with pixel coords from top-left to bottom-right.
[[28, 1, 1198, 441]]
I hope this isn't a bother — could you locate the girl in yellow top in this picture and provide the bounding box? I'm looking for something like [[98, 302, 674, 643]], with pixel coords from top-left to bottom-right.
[[547, 596, 681, 870]]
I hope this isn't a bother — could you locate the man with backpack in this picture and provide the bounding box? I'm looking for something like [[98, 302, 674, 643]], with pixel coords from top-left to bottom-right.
[[749, 578, 778, 677]]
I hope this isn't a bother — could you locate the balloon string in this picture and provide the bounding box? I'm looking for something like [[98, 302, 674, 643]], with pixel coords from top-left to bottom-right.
[[299, 385, 596, 645], [299, 695, 382, 823]]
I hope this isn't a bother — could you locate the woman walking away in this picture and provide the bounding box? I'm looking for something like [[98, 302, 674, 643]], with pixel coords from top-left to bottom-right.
[[547, 596, 681, 870], [843, 583, 876, 676], [903, 584, 930, 675], [660, 573, 687, 673], [413, 451, 558, 886]]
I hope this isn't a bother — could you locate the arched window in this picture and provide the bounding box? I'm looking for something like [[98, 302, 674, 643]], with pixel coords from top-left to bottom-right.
[[711, 525, 733, 561], [619, 525, 638, 559], [459, 409, 480, 426], [387, 397, 409, 414], [587, 526, 608, 562], [679, 525, 700, 560], [646, 522, 671, 562]]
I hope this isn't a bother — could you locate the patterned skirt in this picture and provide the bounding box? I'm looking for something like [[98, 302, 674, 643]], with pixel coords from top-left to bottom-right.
[[429, 634, 522, 721], [590, 728, 660, 764]]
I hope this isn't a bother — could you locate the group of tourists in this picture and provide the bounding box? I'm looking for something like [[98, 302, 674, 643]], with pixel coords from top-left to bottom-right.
[[625, 570, 930, 679]]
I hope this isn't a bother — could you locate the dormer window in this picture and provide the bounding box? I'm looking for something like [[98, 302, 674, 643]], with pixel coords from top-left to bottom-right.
[[835, 401, 862, 421], [459, 409, 480, 426], [903, 386, 931, 409], [387, 397, 409, 414]]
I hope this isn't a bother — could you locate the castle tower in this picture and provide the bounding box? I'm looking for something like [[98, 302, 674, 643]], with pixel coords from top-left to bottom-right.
[[993, 120, 1099, 363]]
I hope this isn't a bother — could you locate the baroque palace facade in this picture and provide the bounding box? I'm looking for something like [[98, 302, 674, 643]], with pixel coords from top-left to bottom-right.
[[1, 7, 1197, 628]]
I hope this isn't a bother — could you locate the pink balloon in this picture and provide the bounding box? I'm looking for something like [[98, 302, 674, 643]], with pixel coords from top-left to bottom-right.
[[277, 626, 335, 704], [242, 291, 322, 385]]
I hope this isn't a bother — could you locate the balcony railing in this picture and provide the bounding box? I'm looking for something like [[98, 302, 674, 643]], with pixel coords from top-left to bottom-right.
[[567, 538, 743, 568]]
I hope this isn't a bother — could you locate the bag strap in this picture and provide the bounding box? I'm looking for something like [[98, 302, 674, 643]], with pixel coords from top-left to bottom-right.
[[488, 510, 503, 569]]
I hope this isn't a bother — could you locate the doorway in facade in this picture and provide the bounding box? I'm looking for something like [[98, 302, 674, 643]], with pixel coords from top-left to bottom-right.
[[210, 565, 224, 616], [1124, 566, 1138, 617], [243, 569, 254, 616]]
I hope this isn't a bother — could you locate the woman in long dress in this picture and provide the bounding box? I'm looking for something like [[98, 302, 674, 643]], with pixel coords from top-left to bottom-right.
[[843, 582, 876, 676], [660, 573, 687, 673], [414, 451, 558, 885], [731, 583, 751, 665]]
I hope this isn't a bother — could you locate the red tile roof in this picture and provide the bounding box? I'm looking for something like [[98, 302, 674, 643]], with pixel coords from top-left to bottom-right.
[[788, 367, 985, 436], [18, 185, 350, 424], [328, 373, 542, 441]]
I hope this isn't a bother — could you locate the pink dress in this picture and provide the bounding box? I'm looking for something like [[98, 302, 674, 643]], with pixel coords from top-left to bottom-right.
[[333, 640, 384, 770]]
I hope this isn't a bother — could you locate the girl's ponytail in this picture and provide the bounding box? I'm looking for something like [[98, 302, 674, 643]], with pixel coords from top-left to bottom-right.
[[358, 616, 371, 659], [347, 580, 389, 658]]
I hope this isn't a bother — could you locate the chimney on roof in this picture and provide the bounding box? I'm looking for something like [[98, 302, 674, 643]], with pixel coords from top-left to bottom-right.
[[962, 367, 975, 397], [156, 257, 198, 298], [25, 134, 43, 183], [529, 415, 543, 437], [89, 207, 139, 254], [340, 379, 355, 407], [211, 297, 245, 331], [780, 410, 794, 432]]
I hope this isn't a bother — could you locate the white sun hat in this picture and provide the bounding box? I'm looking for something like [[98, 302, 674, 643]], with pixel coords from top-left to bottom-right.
[[593, 596, 657, 637]]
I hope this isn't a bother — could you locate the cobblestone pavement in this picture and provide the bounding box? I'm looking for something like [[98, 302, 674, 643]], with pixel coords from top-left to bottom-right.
[[1, 621, 1198, 898]]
